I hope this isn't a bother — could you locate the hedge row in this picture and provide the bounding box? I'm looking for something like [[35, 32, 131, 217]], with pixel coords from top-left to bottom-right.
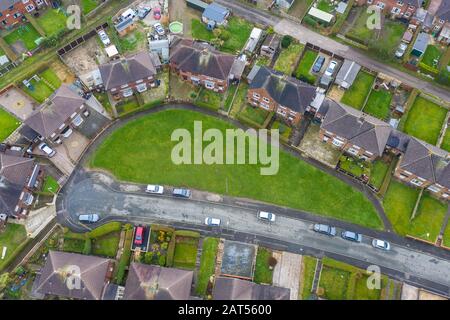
[[115, 227, 133, 285], [174, 230, 201, 238]]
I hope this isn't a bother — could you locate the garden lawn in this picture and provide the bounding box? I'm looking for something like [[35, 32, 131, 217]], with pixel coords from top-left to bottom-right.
[[40, 69, 62, 89], [444, 222, 450, 248], [92, 232, 120, 257], [116, 98, 140, 116], [0, 108, 20, 142], [196, 237, 219, 296], [272, 120, 292, 141], [319, 265, 350, 300], [117, 30, 146, 53], [0, 224, 28, 271], [363, 89, 392, 120], [81, 0, 99, 15], [191, 19, 214, 42], [403, 96, 447, 145], [317, 0, 335, 13], [91, 109, 383, 229], [94, 92, 113, 116], [294, 49, 318, 84], [253, 247, 273, 284], [300, 256, 316, 299], [338, 156, 370, 178], [4, 23, 41, 51], [173, 237, 199, 270], [383, 181, 420, 236], [421, 45, 442, 68], [238, 105, 270, 127], [63, 237, 85, 254], [41, 176, 60, 194], [196, 89, 222, 110], [221, 17, 253, 53], [37, 9, 67, 36], [341, 71, 375, 110], [369, 160, 389, 190], [274, 43, 305, 76], [441, 129, 450, 152]]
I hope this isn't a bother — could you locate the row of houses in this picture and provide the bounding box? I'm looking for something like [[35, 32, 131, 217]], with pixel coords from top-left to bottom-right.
[[33, 250, 290, 300], [0, 0, 48, 29]]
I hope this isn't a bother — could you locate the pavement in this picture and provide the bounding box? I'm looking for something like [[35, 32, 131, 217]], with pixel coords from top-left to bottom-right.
[[216, 0, 450, 104]]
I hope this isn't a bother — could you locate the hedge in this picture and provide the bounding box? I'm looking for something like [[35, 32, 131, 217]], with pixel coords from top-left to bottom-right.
[[87, 222, 122, 238], [418, 62, 439, 76], [115, 228, 133, 285], [174, 230, 201, 238], [83, 239, 92, 255], [165, 236, 176, 267]]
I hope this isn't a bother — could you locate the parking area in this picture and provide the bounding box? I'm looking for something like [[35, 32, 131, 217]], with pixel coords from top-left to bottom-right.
[[272, 251, 302, 300], [76, 106, 111, 139], [131, 225, 151, 252], [220, 240, 256, 279], [139, 0, 167, 27], [0, 87, 37, 121]]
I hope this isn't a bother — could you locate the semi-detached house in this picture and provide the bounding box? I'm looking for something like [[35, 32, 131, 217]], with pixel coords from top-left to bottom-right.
[[0, 0, 47, 29]]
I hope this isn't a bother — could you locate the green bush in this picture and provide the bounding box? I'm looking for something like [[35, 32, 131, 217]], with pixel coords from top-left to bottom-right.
[[83, 239, 92, 255], [161, 242, 169, 250], [281, 35, 293, 48], [144, 252, 154, 264], [436, 69, 450, 87], [174, 230, 201, 238], [115, 229, 133, 285], [88, 222, 122, 239], [303, 15, 318, 28], [158, 255, 166, 266]]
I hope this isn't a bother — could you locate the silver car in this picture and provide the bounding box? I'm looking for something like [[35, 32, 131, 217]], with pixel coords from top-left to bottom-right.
[[341, 231, 362, 243], [372, 239, 391, 251], [313, 224, 336, 236]]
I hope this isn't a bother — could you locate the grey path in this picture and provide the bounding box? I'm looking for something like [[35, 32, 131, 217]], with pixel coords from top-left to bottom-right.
[[216, 0, 450, 104]]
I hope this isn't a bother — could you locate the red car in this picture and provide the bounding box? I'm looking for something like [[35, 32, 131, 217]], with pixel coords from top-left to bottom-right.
[[134, 226, 144, 245], [153, 8, 161, 20]]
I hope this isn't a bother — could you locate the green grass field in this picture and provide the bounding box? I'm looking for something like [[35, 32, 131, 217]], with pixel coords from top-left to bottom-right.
[[0, 224, 28, 271], [41, 176, 60, 194], [63, 237, 85, 254], [90, 109, 383, 229], [403, 96, 447, 145], [191, 19, 214, 42], [195, 237, 219, 296], [341, 71, 375, 110], [3, 23, 41, 51], [421, 45, 442, 68], [238, 105, 270, 126], [300, 256, 317, 300], [441, 129, 450, 152], [92, 232, 120, 257], [81, 0, 99, 15], [363, 89, 392, 120], [40, 68, 62, 88], [37, 9, 67, 36], [0, 108, 20, 142], [274, 43, 305, 76], [294, 49, 318, 84], [173, 237, 199, 270], [196, 89, 222, 111], [253, 247, 273, 284], [116, 98, 140, 116], [369, 160, 389, 190], [319, 266, 350, 300]]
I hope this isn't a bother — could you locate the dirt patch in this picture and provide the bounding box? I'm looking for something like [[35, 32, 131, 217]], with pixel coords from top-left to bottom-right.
[[327, 85, 345, 102], [49, 60, 76, 84], [62, 37, 107, 75]]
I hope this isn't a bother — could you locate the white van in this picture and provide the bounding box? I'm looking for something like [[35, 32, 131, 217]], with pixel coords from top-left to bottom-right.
[[121, 8, 136, 20]]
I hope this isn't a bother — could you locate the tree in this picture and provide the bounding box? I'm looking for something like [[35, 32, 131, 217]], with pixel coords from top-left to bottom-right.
[[281, 35, 293, 49]]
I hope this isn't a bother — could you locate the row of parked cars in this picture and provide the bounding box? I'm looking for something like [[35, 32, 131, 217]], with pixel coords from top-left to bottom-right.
[[313, 224, 391, 251]]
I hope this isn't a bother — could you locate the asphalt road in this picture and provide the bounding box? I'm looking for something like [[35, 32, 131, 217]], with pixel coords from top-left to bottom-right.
[[216, 0, 450, 104], [58, 171, 450, 297]]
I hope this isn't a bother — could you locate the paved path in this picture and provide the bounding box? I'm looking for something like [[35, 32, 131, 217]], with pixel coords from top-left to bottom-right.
[[216, 0, 450, 104]]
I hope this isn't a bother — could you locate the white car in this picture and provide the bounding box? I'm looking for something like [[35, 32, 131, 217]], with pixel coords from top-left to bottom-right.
[[38, 143, 56, 157], [146, 184, 164, 194], [395, 42, 408, 58], [153, 23, 165, 36], [258, 211, 276, 222], [204, 217, 221, 226], [324, 60, 338, 77], [98, 30, 111, 46], [79, 214, 100, 223], [372, 239, 391, 251]]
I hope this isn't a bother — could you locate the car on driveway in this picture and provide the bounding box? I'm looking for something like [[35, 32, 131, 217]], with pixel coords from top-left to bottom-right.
[[258, 211, 276, 222], [146, 184, 164, 194], [38, 143, 56, 157], [153, 7, 161, 20], [154, 22, 165, 36], [372, 239, 390, 251], [312, 56, 325, 73], [79, 214, 99, 223], [172, 188, 191, 198], [134, 226, 144, 245], [205, 217, 221, 226], [324, 60, 338, 77], [313, 224, 336, 236], [341, 231, 362, 242], [395, 42, 408, 58], [97, 29, 111, 46]]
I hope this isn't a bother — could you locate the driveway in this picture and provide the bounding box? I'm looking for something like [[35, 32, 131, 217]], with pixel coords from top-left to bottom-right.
[[272, 252, 302, 300]]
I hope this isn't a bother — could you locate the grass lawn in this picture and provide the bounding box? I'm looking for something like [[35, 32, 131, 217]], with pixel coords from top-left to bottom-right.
[[229, 83, 248, 117], [274, 43, 305, 76], [195, 237, 219, 296], [383, 181, 420, 236], [196, 89, 222, 111], [40, 68, 62, 89], [191, 19, 214, 42], [354, 275, 383, 300], [369, 160, 389, 190], [338, 155, 370, 178], [94, 92, 113, 116], [221, 17, 253, 54], [41, 176, 60, 194], [0, 224, 28, 271], [4, 23, 41, 51], [272, 120, 292, 141], [0, 108, 20, 142], [37, 9, 67, 36], [117, 30, 146, 53], [116, 97, 140, 116], [319, 265, 350, 300], [173, 237, 199, 270], [363, 89, 392, 120], [92, 232, 120, 257], [441, 129, 450, 152], [224, 85, 238, 112], [253, 247, 273, 284], [444, 222, 450, 248], [403, 96, 447, 145], [91, 109, 383, 229], [421, 45, 442, 68], [63, 237, 85, 254], [341, 71, 375, 110], [317, 0, 335, 13], [238, 105, 270, 127], [21, 68, 61, 103], [300, 256, 317, 299], [294, 49, 318, 84], [81, 0, 99, 15], [255, 56, 271, 67]]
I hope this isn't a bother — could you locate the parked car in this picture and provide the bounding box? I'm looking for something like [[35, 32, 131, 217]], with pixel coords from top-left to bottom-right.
[[395, 42, 408, 58], [205, 217, 221, 226], [312, 56, 325, 73], [78, 214, 100, 223], [341, 231, 362, 243], [154, 22, 165, 36], [324, 60, 338, 77], [153, 7, 161, 20], [258, 211, 276, 222], [38, 143, 56, 157], [146, 184, 164, 194], [372, 239, 391, 251], [97, 29, 111, 46], [121, 8, 136, 20], [172, 188, 191, 198], [313, 224, 336, 236], [61, 126, 73, 139], [134, 226, 144, 245], [137, 7, 151, 19]]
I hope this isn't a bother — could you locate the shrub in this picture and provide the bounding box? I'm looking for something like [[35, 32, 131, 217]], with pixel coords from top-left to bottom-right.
[[281, 35, 293, 48], [268, 256, 278, 268], [158, 255, 166, 266], [436, 69, 450, 87], [83, 239, 92, 255], [144, 252, 154, 264], [88, 222, 122, 238], [303, 16, 318, 28], [161, 242, 169, 250]]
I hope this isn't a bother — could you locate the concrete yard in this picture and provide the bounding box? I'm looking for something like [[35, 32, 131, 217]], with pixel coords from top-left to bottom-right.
[[0, 87, 37, 121], [272, 251, 302, 300]]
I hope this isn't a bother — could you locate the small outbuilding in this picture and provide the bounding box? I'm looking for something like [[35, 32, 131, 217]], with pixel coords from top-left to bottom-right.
[[202, 2, 230, 28], [335, 60, 361, 89], [411, 32, 429, 57]]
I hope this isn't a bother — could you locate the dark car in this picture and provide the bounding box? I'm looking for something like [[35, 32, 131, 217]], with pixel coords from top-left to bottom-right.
[[172, 188, 191, 198], [341, 231, 362, 243], [312, 56, 325, 73], [313, 224, 336, 236]]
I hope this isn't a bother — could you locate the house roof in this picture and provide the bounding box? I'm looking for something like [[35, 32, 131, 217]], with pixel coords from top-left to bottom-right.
[[123, 263, 194, 300], [0, 152, 35, 216], [170, 39, 236, 81], [413, 32, 430, 53], [35, 251, 111, 300], [24, 84, 85, 139], [99, 51, 157, 90], [0, 0, 20, 12], [202, 3, 230, 23], [321, 102, 392, 156], [262, 33, 281, 49], [213, 277, 290, 300], [248, 66, 317, 114], [335, 60, 361, 87], [436, 0, 450, 21], [399, 138, 450, 187]]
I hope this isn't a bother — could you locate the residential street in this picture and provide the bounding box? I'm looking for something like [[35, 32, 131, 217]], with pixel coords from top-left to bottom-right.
[[216, 0, 450, 104]]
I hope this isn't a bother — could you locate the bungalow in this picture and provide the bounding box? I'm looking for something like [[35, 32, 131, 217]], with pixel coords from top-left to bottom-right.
[[247, 66, 318, 125], [0, 145, 43, 219], [319, 102, 392, 161], [260, 33, 281, 61], [213, 277, 290, 300], [24, 84, 89, 146], [170, 38, 241, 93], [334, 60, 361, 90], [98, 51, 159, 100], [202, 2, 230, 29], [363, 0, 423, 19], [0, 0, 48, 29], [393, 137, 450, 199], [34, 251, 114, 300], [123, 263, 193, 300]]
